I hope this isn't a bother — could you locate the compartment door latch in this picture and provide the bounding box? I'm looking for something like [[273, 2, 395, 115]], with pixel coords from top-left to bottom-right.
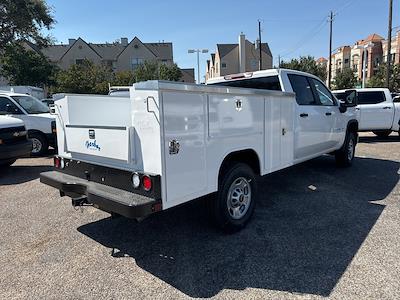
[[169, 139, 180, 155]]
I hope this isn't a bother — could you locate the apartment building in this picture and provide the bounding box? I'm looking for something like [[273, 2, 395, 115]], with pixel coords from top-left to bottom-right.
[[324, 33, 391, 83], [206, 33, 273, 81], [24, 37, 174, 72]]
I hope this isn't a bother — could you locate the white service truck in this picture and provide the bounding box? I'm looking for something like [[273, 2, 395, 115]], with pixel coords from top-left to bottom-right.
[[40, 69, 359, 231], [333, 88, 400, 137]]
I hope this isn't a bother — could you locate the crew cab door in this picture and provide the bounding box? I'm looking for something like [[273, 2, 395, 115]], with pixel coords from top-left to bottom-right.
[[287, 74, 336, 160], [358, 91, 393, 130]]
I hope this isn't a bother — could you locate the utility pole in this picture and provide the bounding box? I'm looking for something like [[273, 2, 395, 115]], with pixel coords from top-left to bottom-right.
[[327, 11, 334, 89], [386, 0, 393, 89], [278, 55, 281, 68], [258, 20, 262, 70]]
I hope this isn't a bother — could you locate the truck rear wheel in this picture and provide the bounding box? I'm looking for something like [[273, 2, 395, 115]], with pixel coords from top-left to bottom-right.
[[372, 130, 392, 138], [211, 163, 257, 231], [335, 131, 356, 167]]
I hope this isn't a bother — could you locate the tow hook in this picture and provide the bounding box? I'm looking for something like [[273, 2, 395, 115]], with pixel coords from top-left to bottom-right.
[[71, 197, 91, 212]]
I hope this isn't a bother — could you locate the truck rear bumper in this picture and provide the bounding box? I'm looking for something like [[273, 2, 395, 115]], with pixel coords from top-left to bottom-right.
[[40, 171, 161, 218]]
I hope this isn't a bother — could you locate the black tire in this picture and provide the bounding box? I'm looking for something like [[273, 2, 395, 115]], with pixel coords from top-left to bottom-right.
[[372, 130, 392, 138], [0, 159, 16, 168], [210, 163, 258, 232], [335, 131, 357, 167], [28, 132, 48, 156]]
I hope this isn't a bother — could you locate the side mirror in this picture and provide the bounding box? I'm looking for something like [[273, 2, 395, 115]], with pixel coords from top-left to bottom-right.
[[393, 96, 400, 103], [339, 89, 358, 113]]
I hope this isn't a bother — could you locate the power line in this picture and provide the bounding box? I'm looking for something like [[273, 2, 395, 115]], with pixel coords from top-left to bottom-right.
[[280, 17, 328, 58]]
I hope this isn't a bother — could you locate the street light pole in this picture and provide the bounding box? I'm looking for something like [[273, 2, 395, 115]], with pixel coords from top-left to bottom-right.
[[386, 0, 393, 88], [188, 49, 209, 84]]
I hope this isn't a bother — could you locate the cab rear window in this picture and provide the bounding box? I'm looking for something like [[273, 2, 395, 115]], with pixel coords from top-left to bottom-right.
[[358, 91, 386, 104], [209, 76, 282, 91]]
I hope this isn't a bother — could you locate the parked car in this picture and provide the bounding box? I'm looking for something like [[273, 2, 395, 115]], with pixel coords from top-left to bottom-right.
[[333, 88, 400, 137], [0, 85, 45, 99], [0, 91, 56, 155], [108, 86, 130, 97], [0, 116, 32, 167]]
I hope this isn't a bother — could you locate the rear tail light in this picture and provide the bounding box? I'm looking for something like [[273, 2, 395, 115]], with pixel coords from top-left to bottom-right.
[[54, 156, 64, 169], [142, 175, 152, 191], [54, 156, 61, 168]]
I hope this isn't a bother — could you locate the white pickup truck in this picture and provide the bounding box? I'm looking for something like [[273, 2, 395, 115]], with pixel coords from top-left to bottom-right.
[[40, 69, 359, 231], [333, 88, 400, 137]]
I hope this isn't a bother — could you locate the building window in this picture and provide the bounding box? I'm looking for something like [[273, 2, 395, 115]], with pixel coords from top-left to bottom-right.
[[131, 58, 145, 70], [75, 59, 85, 65], [374, 57, 380, 68], [221, 62, 227, 68], [344, 58, 349, 64]]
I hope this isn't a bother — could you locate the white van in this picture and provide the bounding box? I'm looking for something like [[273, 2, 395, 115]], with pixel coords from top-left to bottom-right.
[[0, 91, 56, 155]]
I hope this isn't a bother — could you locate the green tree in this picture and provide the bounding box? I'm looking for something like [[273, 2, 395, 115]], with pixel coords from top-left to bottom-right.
[[333, 68, 359, 90], [0, 43, 57, 86], [134, 61, 182, 82], [0, 0, 55, 48], [280, 56, 327, 81], [112, 71, 135, 86], [159, 63, 182, 81], [52, 60, 113, 94], [368, 63, 400, 91]]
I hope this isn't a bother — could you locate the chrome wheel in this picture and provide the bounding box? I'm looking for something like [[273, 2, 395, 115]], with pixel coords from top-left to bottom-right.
[[347, 138, 355, 161], [31, 138, 42, 154], [226, 177, 252, 220]]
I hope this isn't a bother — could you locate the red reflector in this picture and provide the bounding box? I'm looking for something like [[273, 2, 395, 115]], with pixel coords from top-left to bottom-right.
[[54, 157, 60, 168], [142, 175, 152, 191]]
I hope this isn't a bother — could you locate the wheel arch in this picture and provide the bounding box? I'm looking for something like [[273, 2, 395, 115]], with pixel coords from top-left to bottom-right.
[[218, 149, 261, 185], [346, 119, 358, 133]]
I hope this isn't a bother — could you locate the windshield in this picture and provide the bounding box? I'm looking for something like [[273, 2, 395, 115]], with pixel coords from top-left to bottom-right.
[[11, 95, 49, 114]]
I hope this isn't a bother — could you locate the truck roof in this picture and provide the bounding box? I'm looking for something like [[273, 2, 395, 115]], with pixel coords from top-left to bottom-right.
[[0, 91, 32, 97], [206, 68, 322, 85], [332, 88, 390, 93]]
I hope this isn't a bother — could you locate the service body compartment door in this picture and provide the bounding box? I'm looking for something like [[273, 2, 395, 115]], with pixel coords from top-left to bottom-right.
[[264, 95, 294, 172], [162, 91, 207, 208]]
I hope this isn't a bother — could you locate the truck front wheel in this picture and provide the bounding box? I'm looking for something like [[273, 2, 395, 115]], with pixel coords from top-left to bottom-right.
[[335, 131, 356, 167], [29, 132, 48, 156], [211, 163, 258, 231]]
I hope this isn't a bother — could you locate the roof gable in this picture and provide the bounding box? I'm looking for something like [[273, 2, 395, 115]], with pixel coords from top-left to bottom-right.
[[217, 44, 237, 58], [117, 36, 157, 59], [59, 37, 102, 61]]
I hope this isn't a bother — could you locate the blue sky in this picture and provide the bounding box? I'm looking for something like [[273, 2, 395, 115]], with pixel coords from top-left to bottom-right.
[[46, 0, 397, 81]]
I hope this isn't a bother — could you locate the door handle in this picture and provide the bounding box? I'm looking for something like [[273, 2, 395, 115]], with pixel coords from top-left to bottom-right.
[[383, 106, 392, 109], [325, 112, 332, 116], [300, 113, 309, 118], [355, 107, 360, 111]]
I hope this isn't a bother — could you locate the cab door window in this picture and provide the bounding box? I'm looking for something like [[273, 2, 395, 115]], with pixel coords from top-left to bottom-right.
[[0, 97, 23, 115], [309, 78, 336, 106], [287, 74, 318, 105]]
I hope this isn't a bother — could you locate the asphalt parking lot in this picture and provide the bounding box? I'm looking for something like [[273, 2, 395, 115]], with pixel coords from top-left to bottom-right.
[[0, 132, 399, 300]]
